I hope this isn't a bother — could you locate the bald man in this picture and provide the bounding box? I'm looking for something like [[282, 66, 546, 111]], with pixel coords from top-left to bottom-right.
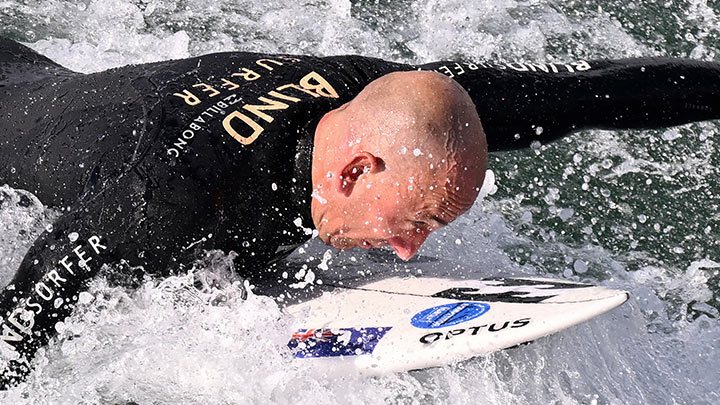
[[312, 71, 487, 259], [1, 36, 720, 385]]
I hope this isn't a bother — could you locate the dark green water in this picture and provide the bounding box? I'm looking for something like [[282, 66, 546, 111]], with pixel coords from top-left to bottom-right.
[[1, 0, 719, 403]]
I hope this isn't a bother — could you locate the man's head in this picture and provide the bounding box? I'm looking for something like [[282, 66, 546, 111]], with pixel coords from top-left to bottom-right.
[[311, 70, 487, 260]]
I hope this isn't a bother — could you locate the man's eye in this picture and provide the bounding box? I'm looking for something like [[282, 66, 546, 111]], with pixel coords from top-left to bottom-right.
[[412, 221, 429, 229]]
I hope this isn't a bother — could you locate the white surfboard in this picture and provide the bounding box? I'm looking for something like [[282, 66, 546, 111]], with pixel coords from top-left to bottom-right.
[[284, 276, 629, 375]]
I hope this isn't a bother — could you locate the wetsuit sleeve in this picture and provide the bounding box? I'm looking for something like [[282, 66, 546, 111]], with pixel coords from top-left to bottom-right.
[[0, 174, 135, 387], [0, 167, 214, 387], [418, 58, 720, 151]]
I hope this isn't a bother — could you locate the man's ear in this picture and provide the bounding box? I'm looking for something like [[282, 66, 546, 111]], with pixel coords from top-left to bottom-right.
[[337, 151, 385, 197]]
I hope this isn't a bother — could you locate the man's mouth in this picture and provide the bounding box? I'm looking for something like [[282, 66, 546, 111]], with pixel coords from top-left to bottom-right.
[[387, 237, 415, 261]]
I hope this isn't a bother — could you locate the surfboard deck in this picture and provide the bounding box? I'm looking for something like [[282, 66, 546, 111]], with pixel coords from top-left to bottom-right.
[[284, 276, 629, 375]]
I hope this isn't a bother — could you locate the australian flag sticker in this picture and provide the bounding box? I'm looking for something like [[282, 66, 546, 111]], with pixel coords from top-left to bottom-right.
[[288, 327, 391, 358]]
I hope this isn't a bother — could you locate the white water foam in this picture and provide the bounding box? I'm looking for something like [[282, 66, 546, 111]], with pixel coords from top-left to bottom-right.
[[2, 0, 719, 403]]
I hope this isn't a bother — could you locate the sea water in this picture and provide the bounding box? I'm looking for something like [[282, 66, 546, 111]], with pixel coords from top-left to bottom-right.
[[1, 0, 719, 403]]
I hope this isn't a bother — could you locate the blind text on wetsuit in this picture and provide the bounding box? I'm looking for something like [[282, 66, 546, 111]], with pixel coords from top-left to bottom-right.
[[427, 60, 592, 79], [169, 57, 339, 157]]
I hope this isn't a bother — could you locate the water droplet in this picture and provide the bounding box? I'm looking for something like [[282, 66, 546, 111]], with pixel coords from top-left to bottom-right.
[[311, 189, 327, 204], [573, 260, 588, 274], [78, 292, 94, 305]]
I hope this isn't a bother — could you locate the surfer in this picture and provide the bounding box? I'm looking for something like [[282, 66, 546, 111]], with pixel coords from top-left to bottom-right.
[[1, 35, 719, 386]]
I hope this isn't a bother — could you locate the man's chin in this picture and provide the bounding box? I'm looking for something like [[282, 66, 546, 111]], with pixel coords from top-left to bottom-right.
[[326, 235, 355, 251]]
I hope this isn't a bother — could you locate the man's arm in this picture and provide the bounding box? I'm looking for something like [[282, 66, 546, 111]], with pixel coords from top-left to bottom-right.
[[0, 169, 217, 387], [418, 58, 720, 151]]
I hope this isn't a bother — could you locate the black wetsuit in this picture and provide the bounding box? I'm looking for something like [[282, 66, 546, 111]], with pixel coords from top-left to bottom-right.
[[1, 36, 719, 386]]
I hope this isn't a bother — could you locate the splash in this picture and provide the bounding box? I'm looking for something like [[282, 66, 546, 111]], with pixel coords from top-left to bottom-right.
[[1, 0, 719, 403]]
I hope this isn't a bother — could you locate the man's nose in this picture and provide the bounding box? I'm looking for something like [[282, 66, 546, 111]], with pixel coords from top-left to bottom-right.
[[388, 231, 430, 261]]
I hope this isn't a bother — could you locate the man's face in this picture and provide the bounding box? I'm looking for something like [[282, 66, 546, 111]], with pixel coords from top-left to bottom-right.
[[310, 71, 487, 260], [316, 168, 478, 260]]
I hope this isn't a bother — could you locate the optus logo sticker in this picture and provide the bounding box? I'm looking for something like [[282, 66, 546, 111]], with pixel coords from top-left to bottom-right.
[[411, 302, 491, 329]]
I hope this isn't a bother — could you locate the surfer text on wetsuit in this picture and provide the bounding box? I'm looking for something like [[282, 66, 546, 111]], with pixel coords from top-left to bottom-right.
[[1, 35, 720, 386]]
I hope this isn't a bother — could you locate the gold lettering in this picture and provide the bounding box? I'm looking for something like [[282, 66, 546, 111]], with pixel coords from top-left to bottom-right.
[[223, 111, 264, 145], [437, 65, 453, 78], [299, 72, 339, 98], [267, 90, 301, 102], [192, 83, 221, 97], [276, 83, 320, 98], [256, 59, 284, 71], [243, 97, 290, 123], [173, 90, 201, 106], [221, 78, 240, 90], [452, 62, 465, 76], [232, 68, 261, 81]]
